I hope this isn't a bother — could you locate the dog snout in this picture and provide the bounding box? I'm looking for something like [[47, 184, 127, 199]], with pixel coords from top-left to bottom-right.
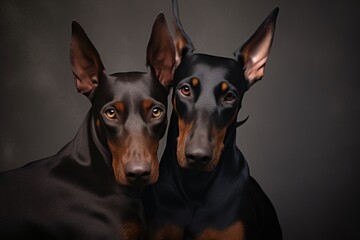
[[185, 120, 213, 166], [125, 161, 151, 183], [185, 145, 212, 166]]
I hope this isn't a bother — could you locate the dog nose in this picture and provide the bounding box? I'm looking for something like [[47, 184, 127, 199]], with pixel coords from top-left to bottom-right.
[[185, 146, 212, 165], [125, 162, 151, 183]]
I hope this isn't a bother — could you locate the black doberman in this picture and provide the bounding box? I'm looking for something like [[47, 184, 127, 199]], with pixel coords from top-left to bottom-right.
[[0, 13, 175, 239], [143, 1, 282, 239]]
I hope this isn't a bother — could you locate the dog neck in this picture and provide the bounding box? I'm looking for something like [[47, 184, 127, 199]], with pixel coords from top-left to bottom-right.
[[89, 110, 112, 169]]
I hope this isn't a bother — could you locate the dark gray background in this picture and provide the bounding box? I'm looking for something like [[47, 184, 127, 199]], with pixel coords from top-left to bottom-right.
[[1, 0, 359, 239]]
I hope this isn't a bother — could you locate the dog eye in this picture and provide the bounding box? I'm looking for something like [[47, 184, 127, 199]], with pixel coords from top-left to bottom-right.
[[105, 108, 117, 119], [224, 92, 236, 102], [179, 85, 191, 97], [152, 107, 163, 118]]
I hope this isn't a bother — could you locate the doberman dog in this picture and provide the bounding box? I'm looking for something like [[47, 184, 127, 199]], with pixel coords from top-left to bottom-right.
[[0, 13, 175, 239], [143, 1, 282, 239]]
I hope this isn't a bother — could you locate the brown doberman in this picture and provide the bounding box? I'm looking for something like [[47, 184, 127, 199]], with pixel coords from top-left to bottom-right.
[[143, 1, 282, 239], [0, 13, 175, 239]]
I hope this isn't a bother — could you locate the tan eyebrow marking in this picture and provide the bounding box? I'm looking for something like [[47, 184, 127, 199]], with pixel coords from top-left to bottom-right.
[[114, 101, 125, 112], [191, 78, 199, 87], [221, 82, 229, 92], [142, 99, 153, 110]]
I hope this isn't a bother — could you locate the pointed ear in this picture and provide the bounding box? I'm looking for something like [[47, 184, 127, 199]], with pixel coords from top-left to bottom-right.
[[234, 8, 279, 89], [172, 0, 195, 67], [146, 13, 176, 88], [70, 21, 104, 97]]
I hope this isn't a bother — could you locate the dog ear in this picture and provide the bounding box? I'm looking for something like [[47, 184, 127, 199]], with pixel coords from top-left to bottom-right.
[[70, 21, 104, 98], [234, 8, 279, 90], [146, 13, 176, 88], [172, 0, 195, 67]]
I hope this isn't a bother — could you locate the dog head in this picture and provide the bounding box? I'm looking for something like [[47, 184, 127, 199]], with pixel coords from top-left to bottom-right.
[[70, 14, 175, 186], [172, 0, 278, 171]]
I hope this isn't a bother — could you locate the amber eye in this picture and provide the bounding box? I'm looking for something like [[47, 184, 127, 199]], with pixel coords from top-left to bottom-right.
[[180, 85, 191, 97], [152, 107, 163, 118], [105, 108, 117, 119], [224, 92, 236, 102]]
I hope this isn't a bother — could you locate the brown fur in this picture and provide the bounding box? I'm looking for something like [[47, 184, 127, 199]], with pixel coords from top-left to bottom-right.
[[108, 134, 159, 185], [176, 119, 194, 168], [191, 77, 199, 87], [151, 224, 184, 240], [221, 81, 229, 92], [119, 222, 145, 240], [197, 222, 245, 240]]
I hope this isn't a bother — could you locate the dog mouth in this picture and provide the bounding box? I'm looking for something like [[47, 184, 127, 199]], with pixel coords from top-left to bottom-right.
[[186, 160, 217, 172], [122, 176, 151, 187], [112, 168, 157, 187]]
